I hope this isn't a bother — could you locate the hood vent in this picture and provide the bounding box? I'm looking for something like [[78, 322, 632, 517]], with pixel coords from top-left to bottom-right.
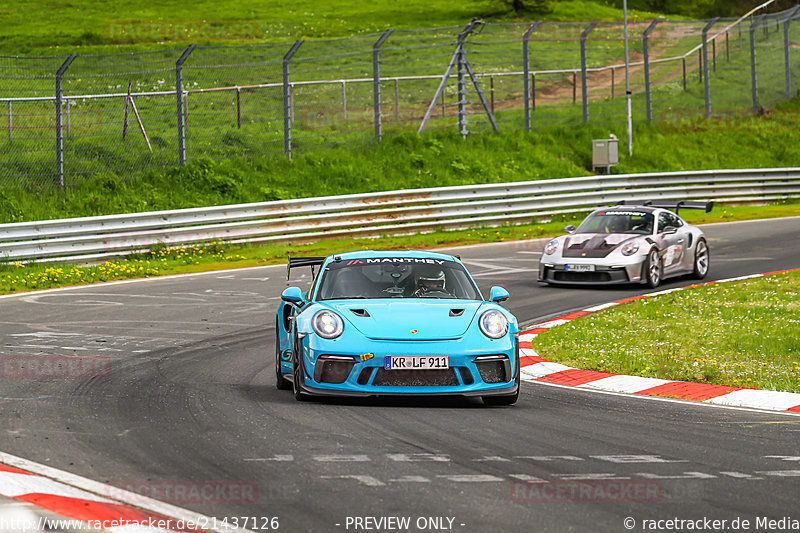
[[563, 235, 623, 259], [350, 309, 370, 318], [449, 308, 465, 317]]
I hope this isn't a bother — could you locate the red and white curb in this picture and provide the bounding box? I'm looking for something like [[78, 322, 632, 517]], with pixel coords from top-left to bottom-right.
[[518, 269, 800, 414], [0, 451, 244, 533]]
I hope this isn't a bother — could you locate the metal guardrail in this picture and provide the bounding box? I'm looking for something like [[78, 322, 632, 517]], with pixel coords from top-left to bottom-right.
[[1, 168, 799, 263]]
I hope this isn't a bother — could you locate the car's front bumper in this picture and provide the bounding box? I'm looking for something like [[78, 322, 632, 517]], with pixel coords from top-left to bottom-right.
[[288, 335, 519, 397], [538, 258, 646, 285]]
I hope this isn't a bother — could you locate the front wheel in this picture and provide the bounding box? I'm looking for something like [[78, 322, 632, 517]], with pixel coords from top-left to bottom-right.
[[643, 248, 662, 289], [691, 239, 709, 279]]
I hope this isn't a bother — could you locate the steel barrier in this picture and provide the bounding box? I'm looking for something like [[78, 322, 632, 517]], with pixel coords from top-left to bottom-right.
[[1, 167, 799, 263]]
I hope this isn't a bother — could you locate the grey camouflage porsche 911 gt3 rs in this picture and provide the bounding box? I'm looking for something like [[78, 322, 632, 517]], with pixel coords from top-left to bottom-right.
[[538, 200, 713, 288]]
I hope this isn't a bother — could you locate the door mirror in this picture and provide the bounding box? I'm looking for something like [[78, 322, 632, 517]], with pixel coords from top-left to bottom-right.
[[564, 224, 576, 234], [489, 286, 510, 303], [661, 226, 677, 235], [281, 286, 305, 305]]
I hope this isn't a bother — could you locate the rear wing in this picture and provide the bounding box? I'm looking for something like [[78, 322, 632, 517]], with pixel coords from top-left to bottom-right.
[[287, 255, 326, 280], [615, 200, 714, 215]]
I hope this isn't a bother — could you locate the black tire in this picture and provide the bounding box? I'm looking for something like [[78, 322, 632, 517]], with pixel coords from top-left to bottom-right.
[[275, 325, 292, 390], [292, 336, 310, 401], [643, 248, 662, 289], [691, 238, 710, 280], [483, 362, 520, 406]]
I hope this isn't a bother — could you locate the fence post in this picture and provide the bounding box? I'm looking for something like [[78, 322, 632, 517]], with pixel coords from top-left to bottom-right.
[[682, 57, 686, 90], [236, 88, 241, 129], [373, 29, 394, 142], [457, 39, 468, 138], [750, 15, 767, 113], [523, 21, 543, 132], [342, 81, 347, 121], [739, 21, 743, 52], [784, 7, 800, 99], [456, 21, 479, 139], [55, 53, 77, 189], [642, 19, 660, 123], [65, 99, 71, 137], [702, 18, 718, 119], [712, 38, 716, 72], [726, 31, 730, 62], [611, 68, 615, 99], [283, 40, 304, 160], [490, 76, 494, 113], [176, 44, 196, 167], [6, 101, 10, 140], [394, 78, 400, 120], [572, 72, 577, 104], [580, 21, 599, 123], [698, 49, 702, 82]]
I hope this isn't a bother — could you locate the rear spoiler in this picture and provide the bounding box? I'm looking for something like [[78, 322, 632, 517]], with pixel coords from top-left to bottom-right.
[[287, 255, 326, 280], [615, 200, 714, 215]]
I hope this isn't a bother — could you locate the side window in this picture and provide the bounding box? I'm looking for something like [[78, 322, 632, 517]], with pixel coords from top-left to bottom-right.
[[308, 267, 326, 300], [659, 212, 683, 232], [658, 212, 671, 232], [282, 304, 293, 331]]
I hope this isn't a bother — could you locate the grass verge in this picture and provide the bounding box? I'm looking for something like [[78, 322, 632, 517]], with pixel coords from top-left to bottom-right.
[[532, 270, 800, 393], [1, 200, 797, 296], [4, 100, 800, 224], [0, 0, 663, 54]]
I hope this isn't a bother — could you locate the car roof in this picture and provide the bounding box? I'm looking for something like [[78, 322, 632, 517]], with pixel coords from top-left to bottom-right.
[[324, 250, 460, 264]]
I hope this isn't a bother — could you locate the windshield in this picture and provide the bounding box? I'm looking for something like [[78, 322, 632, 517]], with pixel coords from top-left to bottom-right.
[[576, 210, 654, 235], [317, 257, 481, 300]]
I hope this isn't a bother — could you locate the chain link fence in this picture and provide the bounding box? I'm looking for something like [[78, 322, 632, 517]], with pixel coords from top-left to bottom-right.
[[1, 2, 798, 190]]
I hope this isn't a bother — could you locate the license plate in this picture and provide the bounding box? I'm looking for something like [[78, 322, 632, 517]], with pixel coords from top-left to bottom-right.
[[566, 264, 595, 272], [384, 356, 449, 370]]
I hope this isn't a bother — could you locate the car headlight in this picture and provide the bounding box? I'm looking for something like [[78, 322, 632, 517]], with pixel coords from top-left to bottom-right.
[[621, 241, 640, 256], [312, 310, 344, 339], [544, 239, 559, 255], [479, 310, 508, 339]]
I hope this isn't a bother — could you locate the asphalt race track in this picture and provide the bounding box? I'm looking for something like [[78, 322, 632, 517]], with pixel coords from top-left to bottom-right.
[[1, 217, 799, 532]]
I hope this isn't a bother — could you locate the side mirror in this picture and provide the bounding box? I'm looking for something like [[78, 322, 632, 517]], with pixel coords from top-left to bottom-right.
[[281, 286, 305, 305], [564, 224, 576, 234], [661, 226, 677, 235], [489, 286, 510, 303]]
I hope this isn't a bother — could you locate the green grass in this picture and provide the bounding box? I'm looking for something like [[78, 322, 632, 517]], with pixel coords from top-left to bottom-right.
[[531, 270, 800, 393], [2, 2, 792, 194], [0, 1, 665, 54], [3, 99, 800, 224]]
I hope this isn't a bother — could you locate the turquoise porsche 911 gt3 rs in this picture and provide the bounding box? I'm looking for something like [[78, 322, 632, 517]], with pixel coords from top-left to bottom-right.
[[275, 250, 520, 405]]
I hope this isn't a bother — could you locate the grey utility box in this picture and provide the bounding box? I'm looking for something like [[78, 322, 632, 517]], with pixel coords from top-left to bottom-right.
[[592, 137, 619, 173]]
